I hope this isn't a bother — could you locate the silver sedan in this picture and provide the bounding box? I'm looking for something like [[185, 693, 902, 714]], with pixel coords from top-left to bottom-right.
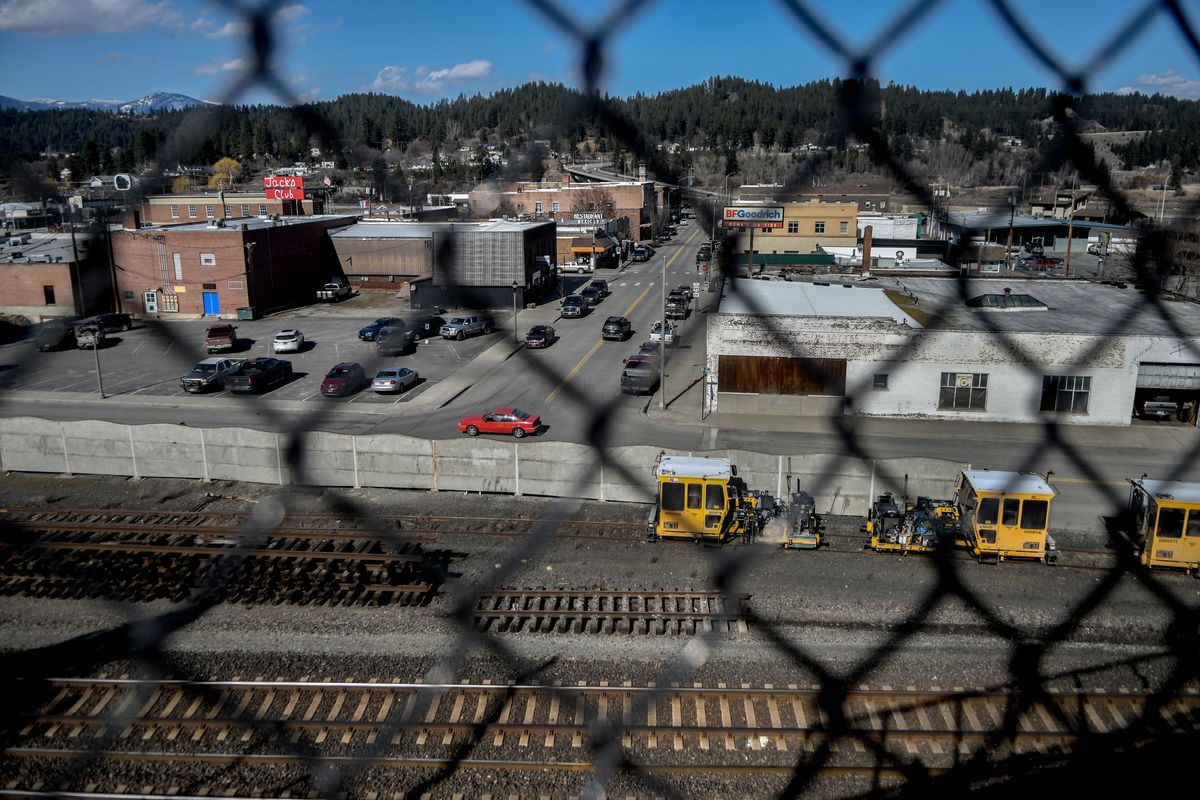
[[372, 366, 419, 393], [272, 329, 304, 353]]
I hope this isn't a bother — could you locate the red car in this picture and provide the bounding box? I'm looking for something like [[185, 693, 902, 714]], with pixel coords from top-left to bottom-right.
[[320, 362, 367, 396], [524, 324, 556, 349], [458, 407, 542, 438]]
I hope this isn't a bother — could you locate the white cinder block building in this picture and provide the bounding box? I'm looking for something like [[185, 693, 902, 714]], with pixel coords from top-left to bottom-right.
[[705, 278, 1200, 427]]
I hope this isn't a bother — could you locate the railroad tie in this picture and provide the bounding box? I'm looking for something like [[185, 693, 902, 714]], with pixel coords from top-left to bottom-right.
[[671, 685, 683, 751], [718, 682, 735, 751], [572, 681, 586, 748], [765, 683, 785, 752], [742, 683, 761, 750], [370, 687, 395, 745], [545, 682, 561, 748], [416, 687, 443, 746], [343, 682, 371, 745], [445, 686, 466, 746], [299, 682, 323, 744], [492, 692, 514, 747], [646, 682, 657, 749], [519, 690, 537, 748], [622, 681, 634, 748], [694, 683, 709, 751]]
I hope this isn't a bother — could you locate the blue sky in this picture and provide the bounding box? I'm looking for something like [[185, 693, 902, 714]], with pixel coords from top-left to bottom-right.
[[1, 0, 1199, 104]]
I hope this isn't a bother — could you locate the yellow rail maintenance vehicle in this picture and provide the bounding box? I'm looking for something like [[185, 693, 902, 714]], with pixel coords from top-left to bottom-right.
[[1126, 478, 1200, 576], [866, 492, 964, 555], [652, 455, 770, 544], [955, 469, 1057, 564]]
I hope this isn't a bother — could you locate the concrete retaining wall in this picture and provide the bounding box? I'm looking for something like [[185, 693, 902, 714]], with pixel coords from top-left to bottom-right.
[[0, 417, 964, 517]]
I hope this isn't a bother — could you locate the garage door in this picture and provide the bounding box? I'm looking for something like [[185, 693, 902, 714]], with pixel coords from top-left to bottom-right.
[[1137, 363, 1200, 390]]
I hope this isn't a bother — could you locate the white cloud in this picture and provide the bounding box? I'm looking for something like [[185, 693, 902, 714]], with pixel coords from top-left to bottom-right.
[[0, 0, 183, 34], [274, 4, 310, 24], [205, 19, 247, 39], [370, 66, 410, 92], [194, 57, 249, 76], [1131, 70, 1200, 100], [296, 87, 321, 102], [413, 59, 492, 94]]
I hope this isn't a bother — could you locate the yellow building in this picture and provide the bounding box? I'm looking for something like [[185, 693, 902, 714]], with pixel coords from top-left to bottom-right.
[[727, 198, 858, 255]]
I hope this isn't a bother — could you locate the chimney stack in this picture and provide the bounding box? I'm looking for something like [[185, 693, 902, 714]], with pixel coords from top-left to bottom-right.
[[862, 225, 873, 270]]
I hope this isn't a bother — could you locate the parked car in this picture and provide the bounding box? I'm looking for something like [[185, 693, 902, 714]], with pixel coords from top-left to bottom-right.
[[601, 316, 632, 341], [316, 280, 351, 302], [272, 329, 304, 353], [591, 279, 610, 296], [75, 324, 105, 350], [204, 323, 238, 353], [33, 321, 76, 351], [90, 313, 133, 333], [675, 284, 694, 301], [649, 320, 676, 345], [1032, 257, 1059, 270], [439, 315, 494, 340], [580, 285, 603, 306], [180, 357, 241, 393], [666, 291, 689, 320], [524, 324, 557, 349], [408, 315, 446, 340], [561, 295, 588, 318], [376, 326, 416, 356], [1087, 241, 1104, 256], [359, 317, 403, 341], [1023, 242, 1045, 256], [559, 261, 593, 274], [458, 407, 542, 438], [372, 366, 419, 394], [320, 362, 368, 397], [632, 245, 654, 262], [638, 340, 661, 359], [228, 357, 293, 394], [1140, 396, 1179, 421], [620, 354, 660, 395]]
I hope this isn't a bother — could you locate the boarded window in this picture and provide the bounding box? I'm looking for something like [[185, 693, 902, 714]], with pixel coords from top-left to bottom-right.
[[719, 355, 846, 396]]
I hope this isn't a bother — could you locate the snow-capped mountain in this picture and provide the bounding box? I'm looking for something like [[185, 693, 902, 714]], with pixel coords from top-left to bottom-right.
[[0, 92, 215, 114]]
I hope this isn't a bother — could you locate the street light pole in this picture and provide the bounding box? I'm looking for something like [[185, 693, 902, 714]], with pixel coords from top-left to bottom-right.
[[1005, 195, 1016, 270], [659, 255, 666, 411], [511, 280, 519, 343], [92, 333, 106, 399]]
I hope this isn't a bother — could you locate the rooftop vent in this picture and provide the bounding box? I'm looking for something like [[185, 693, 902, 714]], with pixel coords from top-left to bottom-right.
[[966, 293, 1048, 311]]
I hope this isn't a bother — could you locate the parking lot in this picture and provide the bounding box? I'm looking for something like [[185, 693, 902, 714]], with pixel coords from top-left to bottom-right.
[[0, 313, 501, 406]]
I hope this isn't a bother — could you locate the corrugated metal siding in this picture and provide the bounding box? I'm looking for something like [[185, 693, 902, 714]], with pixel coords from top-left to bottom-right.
[[1137, 362, 1200, 389]]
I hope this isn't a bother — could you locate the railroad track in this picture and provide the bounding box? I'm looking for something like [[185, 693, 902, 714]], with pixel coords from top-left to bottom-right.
[[3, 677, 1196, 795], [474, 589, 751, 634]]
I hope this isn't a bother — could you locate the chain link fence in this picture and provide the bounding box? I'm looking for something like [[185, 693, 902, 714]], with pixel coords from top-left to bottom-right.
[[2, 0, 1200, 796]]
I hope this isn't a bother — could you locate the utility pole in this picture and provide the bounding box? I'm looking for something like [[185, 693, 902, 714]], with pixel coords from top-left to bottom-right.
[[1005, 194, 1016, 270], [747, 228, 755, 278], [1064, 207, 1075, 279], [659, 255, 666, 411]]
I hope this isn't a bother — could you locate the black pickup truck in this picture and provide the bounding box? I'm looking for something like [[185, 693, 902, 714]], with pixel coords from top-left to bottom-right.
[[227, 357, 294, 394]]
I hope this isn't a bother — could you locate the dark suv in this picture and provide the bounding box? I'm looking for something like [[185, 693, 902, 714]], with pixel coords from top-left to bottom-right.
[[561, 294, 587, 318], [91, 313, 133, 333], [602, 316, 631, 341], [591, 279, 610, 296], [33, 320, 77, 351]]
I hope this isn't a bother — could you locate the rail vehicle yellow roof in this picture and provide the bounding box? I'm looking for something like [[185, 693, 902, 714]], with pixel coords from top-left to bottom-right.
[[1130, 479, 1200, 505], [657, 456, 734, 480], [961, 470, 1055, 496]]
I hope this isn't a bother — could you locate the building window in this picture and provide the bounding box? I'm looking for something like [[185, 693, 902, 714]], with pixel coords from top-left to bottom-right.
[[205, 204, 214, 218], [814, 221, 826, 234], [552, 201, 560, 213], [173, 252, 183, 281], [43, 285, 56, 305], [202, 282, 217, 290], [939, 372, 988, 410], [840, 220, 849, 234], [873, 373, 888, 390], [787, 220, 798, 233], [258, 204, 267, 215], [227, 280, 243, 289], [200, 252, 216, 267], [170, 205, 180, 219], [187, 205, 197, 219], [241, 205, 250, 216], [534, 201, 543, 213], [122, 291, 135, 301], [1040, 375, 1091, 413], [223, 205, 232, 217]]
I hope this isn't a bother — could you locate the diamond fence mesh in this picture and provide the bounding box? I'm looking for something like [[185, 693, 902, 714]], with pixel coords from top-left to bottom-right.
[[1, 0, 1200, 797]]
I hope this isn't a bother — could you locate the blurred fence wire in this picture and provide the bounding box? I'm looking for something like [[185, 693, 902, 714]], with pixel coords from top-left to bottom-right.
[[2, 0, 1200, 797]]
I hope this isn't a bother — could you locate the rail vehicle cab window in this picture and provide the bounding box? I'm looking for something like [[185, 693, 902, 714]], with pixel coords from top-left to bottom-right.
[[1187, 511, 1200, 538], [1157, 507, 1185, 539], [1020, 500, 1049, 530], [687, 483, 703, 509], [977, 497, 999, 525], [705, 484, 725, 510], [1001, 499, 1020, 527], [662, 482, 685, 512]]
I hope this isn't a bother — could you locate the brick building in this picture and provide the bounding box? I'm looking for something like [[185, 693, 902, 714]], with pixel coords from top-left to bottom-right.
[[138, 191, 325, 226], [467, 174, 658, 241], [0, 231, 111, 322], [110, 215, 355, 319], [725, 199, 859, 256]]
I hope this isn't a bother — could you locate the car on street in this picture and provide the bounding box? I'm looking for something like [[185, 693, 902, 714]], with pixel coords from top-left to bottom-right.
[[376, 326, 416, 356], [620, 354, 659, 395], [203, 323, 238, 353], [372, 366, 419, 394], [591, 279, 610, 296], [559, 261, 593, 274], [90, 313, 133, 333], [33, 320, 76, 351], [1087, 241, 1103, 255], [1032, 257, 1060, 270], [524, 324, 557, 349], [320, 362, 368, 397], [561, 294, 588, 318], [674, 284, 694, 301], [1023, 242, 1045, 256], [601, 316, 632, 341], [408, 315, 447, 340], [358, 317, 403, 341], [75, 324, 105, 349], [439, 315, 494, 340], [632, 245, 655, 262], [272, 329, 305, 353], [458, 407, 542, 438], [180, 357, 241, 393], [649, 320, 676, 345], [580, 285, 603, 306]]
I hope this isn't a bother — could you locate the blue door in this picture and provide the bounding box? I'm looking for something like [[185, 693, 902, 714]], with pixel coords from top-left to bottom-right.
[[202, 291, 220, 315]]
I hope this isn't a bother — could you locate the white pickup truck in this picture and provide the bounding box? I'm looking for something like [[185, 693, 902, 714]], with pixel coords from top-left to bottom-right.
[[316, 281, 351, 302], [648, 320, 676, 345]]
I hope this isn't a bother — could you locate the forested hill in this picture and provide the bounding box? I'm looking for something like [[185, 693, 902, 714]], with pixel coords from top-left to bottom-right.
[[2, 76, 1197, 172]]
